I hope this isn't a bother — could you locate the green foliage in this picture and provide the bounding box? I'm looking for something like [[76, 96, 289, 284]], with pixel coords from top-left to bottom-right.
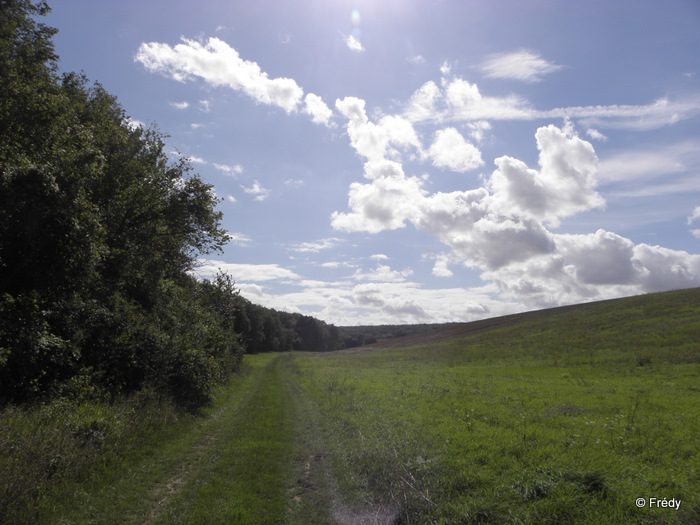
[[233, 296, 339, 353], [0, 2, 241, 406]]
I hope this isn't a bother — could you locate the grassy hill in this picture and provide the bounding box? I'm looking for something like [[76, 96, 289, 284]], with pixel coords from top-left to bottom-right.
[[345, 287, 700, 356], [3, 287, 698, 523], [292, 287, 700, 523]]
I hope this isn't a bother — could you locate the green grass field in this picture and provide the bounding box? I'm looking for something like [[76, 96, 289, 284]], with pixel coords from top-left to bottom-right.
[[290, 288, 700, 523], [2, 288, 698, 523]]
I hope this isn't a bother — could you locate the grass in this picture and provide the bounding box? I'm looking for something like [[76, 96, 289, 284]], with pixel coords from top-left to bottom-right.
[[289, 288, 700, 523], [154, 354, 296, 524], [1, 287, 698, 523]]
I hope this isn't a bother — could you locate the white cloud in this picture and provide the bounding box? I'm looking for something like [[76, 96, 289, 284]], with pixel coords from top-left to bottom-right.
[[370, 254, 389, 261], [214, 163, 243, 176], [468, 120, 491, 143], [125, 117, 145, 130], [586, 128, 607, 141], [353, 264, 413, 282], [444, 78, 533, 121], [199, 100, 211, 112], [241, 180, 270, 201], [546, 95, 700, 131], [284, 178, 304, 187], [136, 37, 306, 114], [432, 256, 453, 277], [187, 155, 207, 164], [405, 81, 443, 122], [428, 127, 484, 172], [632, 243, 700, 292], [320, 261, 356, 269], [331, 161, 427, 233], [169, 101, 189, 109], [408, 55, 425, 65], [597, 140, 700, 198], [228, 232, 251, 246], [382, 299, 429, 320], [334, 98, 422, 163], [304, 93, 333, 126], [194, 259, 300, 282], [345, 34, 365, 52], [288, 238, 343, 253], [480, 49, 564, 82], [226, 195, 236, 203], [239, 283, 264, 297], [402, 76, 700, 130], [440, 60, 451, 75], [488, 124, 604, 226], [557, 230, 639, 285], [688, 206, 700, 225]]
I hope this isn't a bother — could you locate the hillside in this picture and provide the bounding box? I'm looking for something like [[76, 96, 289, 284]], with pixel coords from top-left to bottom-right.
[[340, 287, 700, 353], [4, 287, 698, 523]]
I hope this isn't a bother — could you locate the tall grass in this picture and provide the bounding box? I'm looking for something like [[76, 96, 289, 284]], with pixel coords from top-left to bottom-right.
[[0, 388, 186, 524]]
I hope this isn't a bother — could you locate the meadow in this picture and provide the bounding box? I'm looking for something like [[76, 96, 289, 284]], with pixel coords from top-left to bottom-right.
[[289, 288, 700, 523], [1, 288, 698, 523]]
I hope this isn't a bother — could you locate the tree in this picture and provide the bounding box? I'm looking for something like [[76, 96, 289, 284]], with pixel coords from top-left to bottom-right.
[[0, 2, 237, 405]]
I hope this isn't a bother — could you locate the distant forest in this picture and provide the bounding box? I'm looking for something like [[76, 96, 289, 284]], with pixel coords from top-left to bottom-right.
[[0, 1, 430, 408]]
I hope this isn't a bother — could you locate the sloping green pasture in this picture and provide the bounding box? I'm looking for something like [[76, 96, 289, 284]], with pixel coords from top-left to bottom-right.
[[291, 288, 700, 523]]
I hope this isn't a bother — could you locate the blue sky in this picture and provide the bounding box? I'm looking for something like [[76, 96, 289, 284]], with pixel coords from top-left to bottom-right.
[[46, 1, 700, 325]]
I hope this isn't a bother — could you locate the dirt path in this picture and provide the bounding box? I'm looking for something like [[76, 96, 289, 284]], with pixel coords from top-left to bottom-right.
[[65, 353, 395, 524]]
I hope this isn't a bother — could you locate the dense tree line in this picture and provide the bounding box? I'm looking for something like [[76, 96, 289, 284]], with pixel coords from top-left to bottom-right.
[[0, 1, 244, 406], [232, 296, 339, 354], [0, 1, 354, 409]]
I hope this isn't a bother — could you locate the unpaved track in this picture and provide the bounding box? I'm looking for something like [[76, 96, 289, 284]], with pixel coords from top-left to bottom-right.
[[142, 354, 335, 524]]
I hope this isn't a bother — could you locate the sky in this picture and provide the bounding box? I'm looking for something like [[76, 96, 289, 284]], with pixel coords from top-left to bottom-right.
[[46, 0, 700, 326]]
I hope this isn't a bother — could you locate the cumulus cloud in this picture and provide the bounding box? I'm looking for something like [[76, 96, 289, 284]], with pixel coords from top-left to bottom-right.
[[488, 124, 604, 226], [431, 256, 453, 277], [405, 80, 442, 122], [382, 299, 429, 320], [428, 127, 484, 172], [333, 111, 700, 310], [557, 230, 639, 285], [480, 50, 564, 82], [353, 264, 413, 282], [241, 180, 270, 201], [187, 155, 207, 164], [136, 37, 331, 123], [214, 163, 243, 176], [330, 161, 426, 233], [304, 93, 333, 125]]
